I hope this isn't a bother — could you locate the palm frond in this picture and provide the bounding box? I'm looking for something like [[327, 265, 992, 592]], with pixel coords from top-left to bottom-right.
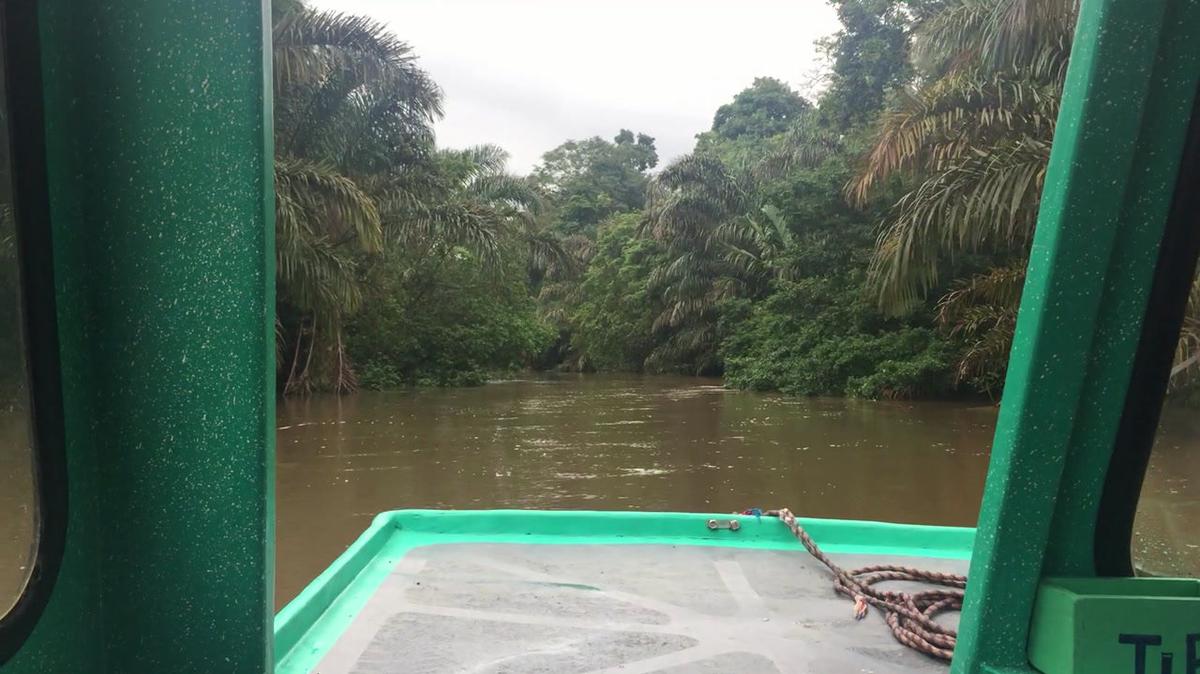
[[757, 114, 844, 180], [276, 156, 383, 253], [440, 145, 511, 178], [869, 136, 1048, 311], [1172, 275, 1200, 388], [642, 154, 750, 244], [936, 263, 1026, 326], [403, 203, 502, 267], [715, 206, 793, 282], [522, 231, 569, 276], [275, 186, 364, 316], [273, 9, 422, 91], [935, 263, 1027, 395], [850, 72, 1060, 204], [467, 174, 543, 215], [324, 69, 441, 168], [914, 0, 1077, 76]]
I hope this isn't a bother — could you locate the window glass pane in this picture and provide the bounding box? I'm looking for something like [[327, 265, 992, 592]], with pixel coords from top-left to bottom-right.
[[1132, 271, 1200, 577], [0, 24, 37, 617]]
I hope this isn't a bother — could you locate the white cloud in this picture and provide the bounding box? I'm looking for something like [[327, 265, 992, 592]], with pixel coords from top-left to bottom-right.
[[309, 0, 841, 172]]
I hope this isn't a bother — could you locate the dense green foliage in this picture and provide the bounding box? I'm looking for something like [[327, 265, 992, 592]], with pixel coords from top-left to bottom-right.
[[533, 131, 658, 237], [565, 214, 666, 372], [272, 5, 560, 392], [275, 0, 1200, 399], [721, 280, 953, 398], [347, 252, 552, 388], [711, 77, 809, 140], [817, 0, 921, 128]]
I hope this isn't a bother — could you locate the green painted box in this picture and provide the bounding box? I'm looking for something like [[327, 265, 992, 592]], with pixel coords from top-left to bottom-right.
[[1028, 577, 1200, 674]]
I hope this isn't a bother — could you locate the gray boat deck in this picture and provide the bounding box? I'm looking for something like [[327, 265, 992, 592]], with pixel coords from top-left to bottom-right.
[[311, 543, 962, 674]]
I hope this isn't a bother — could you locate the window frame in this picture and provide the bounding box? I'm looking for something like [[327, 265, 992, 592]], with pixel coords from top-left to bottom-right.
[[0, 0, 69, 663], [1095, 83, 1200, 577]]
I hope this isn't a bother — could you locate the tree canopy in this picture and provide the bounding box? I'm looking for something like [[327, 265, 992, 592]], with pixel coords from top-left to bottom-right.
[[532, 131, 658, 236], [273, 0, 1200, 402]]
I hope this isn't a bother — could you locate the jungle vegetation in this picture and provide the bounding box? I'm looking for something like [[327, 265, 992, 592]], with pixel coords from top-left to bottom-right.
[[273, 0, 1200, 400]]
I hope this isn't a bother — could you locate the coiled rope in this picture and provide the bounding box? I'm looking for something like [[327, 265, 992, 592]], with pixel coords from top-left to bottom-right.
[[755, 508, 966, 661]]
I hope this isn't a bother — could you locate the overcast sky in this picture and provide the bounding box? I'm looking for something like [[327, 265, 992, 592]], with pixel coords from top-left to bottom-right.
[[312, 0, 842, 173]]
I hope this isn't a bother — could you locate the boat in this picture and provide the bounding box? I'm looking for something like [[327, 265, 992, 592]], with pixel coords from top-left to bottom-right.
[[274, 510, 973, 673], [0, 0, 1197, 672]]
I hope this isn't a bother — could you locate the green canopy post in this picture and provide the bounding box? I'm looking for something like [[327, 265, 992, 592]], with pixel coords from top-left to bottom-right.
[[1, 0, 276, 672], [952, 0, 1200, 672]]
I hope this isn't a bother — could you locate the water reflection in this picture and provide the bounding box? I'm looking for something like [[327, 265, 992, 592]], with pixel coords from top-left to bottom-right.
[[0, 408, 35, 615], [276, 374, 1198, 607], [1134, 405, 1200, 577], [275, 375, 1000, 606], [0, 35, 36, 616]]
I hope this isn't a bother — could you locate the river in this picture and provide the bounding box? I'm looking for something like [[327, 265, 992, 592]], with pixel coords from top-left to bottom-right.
[[275, 373, 1199, 608]]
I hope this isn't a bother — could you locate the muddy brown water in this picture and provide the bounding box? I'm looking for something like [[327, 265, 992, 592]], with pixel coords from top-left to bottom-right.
[[275, 374, 1199, 609], [0, 373, 1194, 612]]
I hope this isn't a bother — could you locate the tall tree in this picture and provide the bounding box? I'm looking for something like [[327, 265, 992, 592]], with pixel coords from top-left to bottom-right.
[[819, 0, 925, 129], [566, 214, 668, 371], [709, 77, 811, 141], [532, 130, 658, 236], [639, 81, 844, 376], [850, 0, 1091, 393], [347, 145, 559, 388], [273, 5, 444, 393], [695, 78, 813, 168]]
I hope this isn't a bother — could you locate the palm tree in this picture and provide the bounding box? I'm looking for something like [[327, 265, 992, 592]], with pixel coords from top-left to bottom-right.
[[849, 0, 1073, 308], [638, 106, 858, 372], [639, 154, 768, 372], [934, 263, 1025, 397], [848, 0, 1076, 391], [383, 145, 569, 278], [854, 0, 1200, 393], [643, 155, 746, 370], [534, 233, 594, 325], [272, 4, 442, 393]]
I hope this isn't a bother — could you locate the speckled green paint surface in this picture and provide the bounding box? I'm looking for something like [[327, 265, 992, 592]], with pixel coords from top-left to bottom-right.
[[952, 1, 1200, 673], [3, 1, 275, 672], [1027, 577, 1200, 674], [272, 509, 976, 674], [3, 0, 1195, 672], [1042, 0, 1200, 575]]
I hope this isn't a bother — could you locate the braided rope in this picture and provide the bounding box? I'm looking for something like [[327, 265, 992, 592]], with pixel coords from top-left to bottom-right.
[[765, 508, 965, 661]]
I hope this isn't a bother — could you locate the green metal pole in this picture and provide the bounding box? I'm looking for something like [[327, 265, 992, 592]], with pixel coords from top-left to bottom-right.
[[3, 0, 276, 672], [952, 0, 1200, 672]]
